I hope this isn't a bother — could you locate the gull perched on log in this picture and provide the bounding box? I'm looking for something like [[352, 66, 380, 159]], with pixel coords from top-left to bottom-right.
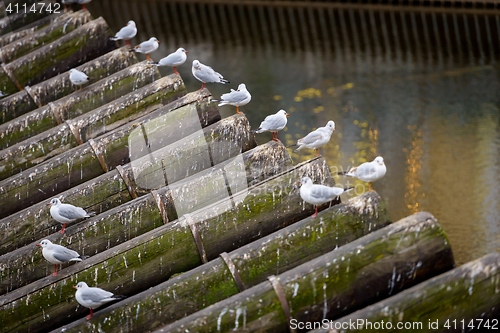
[[299, 176, 353, 218], [110, 20, 137, 47], [155, 47, 188, 74], [69, 68, 89, 91], [254, 109, 289, 142], [134, 37, 160, 61], [214, 83, 251, 114], [192, 60, 229, 89], [295, 120, 335, 156], [339, 156, 387, 190], [37, 239, 82, 276], [48, 198, 93, 234], [74, 282, 126, 320]]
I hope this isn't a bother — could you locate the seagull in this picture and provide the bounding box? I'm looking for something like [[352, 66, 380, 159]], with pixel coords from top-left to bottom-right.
[[69, 68, 89, 91], [110, 20, 137, 47], [133, 37, 160, 61], [192, 60, 229, 90], [74, 282, 126, 320], [155, 47, 188, 74], [214, 83, 251, 114], [295, 120, 336, 156], [37, 239, 82, 276], [254, 109, 289, 142], [299, 176, 353, 218], [47, 198, 93, 234], [339, 156, 387, 190]]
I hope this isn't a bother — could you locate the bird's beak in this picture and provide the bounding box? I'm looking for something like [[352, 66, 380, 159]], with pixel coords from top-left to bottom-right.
[[36, 244, 41, 247], [46, 203, 51, 206], [286, 113, 290, 117], [73, 286, 77, 289], [185, 50, 189, 54], [158, 40, 161, 44]]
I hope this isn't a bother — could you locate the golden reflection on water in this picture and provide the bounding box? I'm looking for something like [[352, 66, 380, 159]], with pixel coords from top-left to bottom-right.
[[404, 125, 424, 214]]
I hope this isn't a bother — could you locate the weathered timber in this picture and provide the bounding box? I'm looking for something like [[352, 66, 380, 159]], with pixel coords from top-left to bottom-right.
[[0, 90, 215, 219], [157, 211, 455, 333], [0, 157, 332, 332], [0, 61, 161, 149], [0, 47, 138, 123], [56, 192, 391, 333], [0, 75, 185, 181], [0, 10, 92, 64], [1, 17, 115, 95], [310, 252, 500, 333], [0, 114, 267, 293]]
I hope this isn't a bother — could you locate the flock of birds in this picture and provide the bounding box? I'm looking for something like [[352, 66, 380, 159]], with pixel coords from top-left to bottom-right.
[[40, 16, 387, 321]]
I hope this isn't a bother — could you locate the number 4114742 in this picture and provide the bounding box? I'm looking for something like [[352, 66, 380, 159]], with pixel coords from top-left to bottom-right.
[[6, 2, 61, 14]]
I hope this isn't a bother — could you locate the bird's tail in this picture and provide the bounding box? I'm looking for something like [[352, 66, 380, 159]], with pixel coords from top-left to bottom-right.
[[337, 168, 354, 176], [109, 37, 118, 41], [112, 294, 127, 301], [343, 187, 355, 192], [85, 212, 97, 218], [69, 258, 83, 262], [220, 79, 230, 84]]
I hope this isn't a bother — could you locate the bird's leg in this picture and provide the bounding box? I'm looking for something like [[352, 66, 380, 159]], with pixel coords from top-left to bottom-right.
[[86, 308, 93, 320], [146, 54, 152, 61], [368, 182, 373, 191], [125, 40, 131, 47], [59, 223, 66, 234], [311, 206, 319, 218], [314, 148, 320, 156], [272, 132, 281, 142], [235, 106, 243, 114], [52, 264, 59, 276], [200, 82, 206, 90], [173, 67, 179, 74], [82, 4, 87, 10]]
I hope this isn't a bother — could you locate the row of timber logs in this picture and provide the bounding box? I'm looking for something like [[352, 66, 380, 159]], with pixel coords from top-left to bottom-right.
[[0, 61, 161, 149], [0, 74, 186, 181], [56, 191, 391, 333], [0, 157, 332, 332], [0, 47, 138, 123], [0, 16, 115, 96], [0, 10, 92, 64], [310, 252, 500, 333], [0, 140, 290, 294], [156, 212, 456, 333], [0, 90, 217, 219], [0, 1, 56, 36]]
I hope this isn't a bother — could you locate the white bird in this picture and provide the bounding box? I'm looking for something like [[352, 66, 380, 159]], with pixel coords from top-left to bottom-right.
[[74, 282, 126, 320], [295, 120, 336, 156], [155, 47, 188, 74], [339, 156, 387, 190], [133, 37, 160, 61], [255, 109, 289, 142], [191, 60, 229, 90], [47, 198, 93, 234], [110, 20, 137, 47], [215, 83, 251, 114], [69, 68, 89, 91], [299, 176, 352, 218], [37, 239, 82, 276]]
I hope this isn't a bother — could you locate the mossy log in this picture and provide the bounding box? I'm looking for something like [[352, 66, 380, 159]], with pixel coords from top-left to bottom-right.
[[0, 61, 161, 149], [0, 90, 215, 219], [56, 192, 391, 333], [0, 113, 266, 292], [309, 252, 500, 333], [157, 212, 455, 333], [0, 150, 324, 332], [0, 10, 92, 64], [0, 75, 185, 181], [1, 16, 115, 95], [0, 1, 56, 35], [0, 47, 138, 123]]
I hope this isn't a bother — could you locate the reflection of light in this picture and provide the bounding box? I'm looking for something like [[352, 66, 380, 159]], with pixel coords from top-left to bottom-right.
[[404, 126, 423, 214]]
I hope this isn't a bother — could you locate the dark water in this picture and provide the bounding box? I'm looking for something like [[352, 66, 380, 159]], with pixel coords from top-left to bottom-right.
[[91, 1, 500, 265]]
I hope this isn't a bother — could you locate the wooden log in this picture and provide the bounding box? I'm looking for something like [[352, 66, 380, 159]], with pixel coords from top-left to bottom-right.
[[156, 211, 455, 333], [1, 17, 115, 95], [309, 252, 500, 333], [0, 157, 332, 332], [0, 75, 185, 181], [0, 90, 214, 219], [0, 10, 92, 64], [55, 192, 391, 333], [0, 113, 268, 292], [0, 1, 55, 35], [0, 47, 138, 124], [0, 61, 161, 149]]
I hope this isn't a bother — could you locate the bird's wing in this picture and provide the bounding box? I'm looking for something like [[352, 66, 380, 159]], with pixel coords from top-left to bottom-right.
[[220, 89, 248, 103], [309, 185, 342, 200], [51, 245, 80, 262], [81, 288, 114, 304], [160, 52, 184, 66], [298, 130, 324, 145], [356, 162, 377, 177], [260, 114, 285, 130], [58, 205, 87, 220]]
